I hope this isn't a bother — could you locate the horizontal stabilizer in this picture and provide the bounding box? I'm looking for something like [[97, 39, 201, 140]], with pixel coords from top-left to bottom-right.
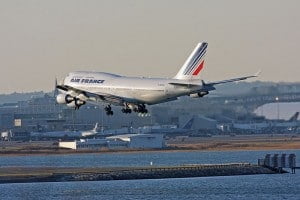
[[168, 82, 200, 87]]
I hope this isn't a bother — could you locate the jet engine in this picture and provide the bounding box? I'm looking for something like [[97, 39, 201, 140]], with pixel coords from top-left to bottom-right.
[[66, 98, 86, 109], [66, 101, 77, 108], [56, 94, 74, 104], [56, 93, 86, 109], [74, 99, 86, 107], [189, 91, 209, 98]]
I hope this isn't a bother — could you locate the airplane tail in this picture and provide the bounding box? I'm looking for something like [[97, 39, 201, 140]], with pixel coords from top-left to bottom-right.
[[93, 123, 99, 132], [182, 118, 194, 129], [288, 112, 299, 122], [174, 42, 208, 80]]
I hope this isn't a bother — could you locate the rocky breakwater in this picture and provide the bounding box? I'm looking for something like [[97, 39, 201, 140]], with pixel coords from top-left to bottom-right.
[[0, 163, 282, 183]]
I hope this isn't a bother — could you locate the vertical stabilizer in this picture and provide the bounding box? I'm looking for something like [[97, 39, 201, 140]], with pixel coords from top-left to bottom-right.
[[174, 42, 208, 80], [182, 118, 194, 129], [93, 123, 99, 132], [288, 112, 299, 122]]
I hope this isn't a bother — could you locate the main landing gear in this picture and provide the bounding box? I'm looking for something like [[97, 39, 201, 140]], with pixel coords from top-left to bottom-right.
[[121, 108, 132, 114], [121, 103, 132, 114], [104, 105, 113, 116], [134, 104, 148, 114], [104, 104, 148, 116], [123, 104, 148, 114]]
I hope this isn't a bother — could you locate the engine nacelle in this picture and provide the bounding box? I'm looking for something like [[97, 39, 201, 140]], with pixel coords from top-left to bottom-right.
[[75, 99, 86, 106], [66, 98, 86, 108], [189, 91, 209, 98], [66, 101, 76, 108], [56, 94, 74, 104]]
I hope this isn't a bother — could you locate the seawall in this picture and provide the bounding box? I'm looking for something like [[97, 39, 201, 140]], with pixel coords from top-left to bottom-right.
[[0, 163, 283, 184]]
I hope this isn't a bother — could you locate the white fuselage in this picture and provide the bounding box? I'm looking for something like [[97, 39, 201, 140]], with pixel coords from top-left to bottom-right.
[[63, 71, 203, 105], [30, 130, 97, 139]]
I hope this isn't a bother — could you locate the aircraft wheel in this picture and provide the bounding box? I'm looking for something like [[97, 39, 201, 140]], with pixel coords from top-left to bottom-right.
[[106, 111, 113, 115], [105, 105, 111, 112]]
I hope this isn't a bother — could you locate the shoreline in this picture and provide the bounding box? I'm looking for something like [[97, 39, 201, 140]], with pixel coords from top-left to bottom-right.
[[0, 146, 299, 157]]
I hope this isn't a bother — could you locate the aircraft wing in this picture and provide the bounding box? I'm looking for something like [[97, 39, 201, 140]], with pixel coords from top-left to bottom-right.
[[57, 84, 138, 106], [169, 71, 260, 88]]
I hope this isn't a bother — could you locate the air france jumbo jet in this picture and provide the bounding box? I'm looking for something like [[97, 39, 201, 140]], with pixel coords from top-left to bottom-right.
[[56, 42, 259, 115]]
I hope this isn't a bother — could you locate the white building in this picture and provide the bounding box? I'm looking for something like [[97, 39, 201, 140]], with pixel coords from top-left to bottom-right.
[[59, 134, 164, 150], [108, 134, 165, 149]]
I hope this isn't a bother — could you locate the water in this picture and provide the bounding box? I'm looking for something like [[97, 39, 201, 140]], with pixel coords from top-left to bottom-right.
[[0, 150, 299, 200], [0, 149, 299, 168], [0, 174, 299, 200]]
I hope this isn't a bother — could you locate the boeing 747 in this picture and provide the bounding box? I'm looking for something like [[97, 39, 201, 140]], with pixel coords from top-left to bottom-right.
[[56, 42, 259, 115]]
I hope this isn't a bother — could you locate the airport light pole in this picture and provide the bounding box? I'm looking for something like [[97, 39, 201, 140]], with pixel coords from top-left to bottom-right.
[[275, 97, 279, 120]]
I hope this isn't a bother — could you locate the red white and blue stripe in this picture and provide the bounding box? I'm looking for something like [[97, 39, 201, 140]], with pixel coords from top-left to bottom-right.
[[183, 42, 207, 76]]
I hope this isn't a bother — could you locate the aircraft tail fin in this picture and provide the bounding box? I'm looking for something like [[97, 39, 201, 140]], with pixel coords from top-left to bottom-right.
[[288, 112, 299, 122], [174, 42, 207, 80], [182, 118, 194, 129], [93, 123, 99, 132]]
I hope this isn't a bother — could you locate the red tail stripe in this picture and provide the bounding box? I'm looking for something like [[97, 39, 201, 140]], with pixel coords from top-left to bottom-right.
[[192, 60, 204, 75]]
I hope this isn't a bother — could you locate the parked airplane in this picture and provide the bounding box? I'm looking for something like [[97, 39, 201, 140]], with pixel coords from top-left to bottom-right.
[[30, 123, 99, 139], [137, 118, 194, 134], [99, 126, 135, 136], [56, 42, 259, 115], [96, 118, 194, 137]]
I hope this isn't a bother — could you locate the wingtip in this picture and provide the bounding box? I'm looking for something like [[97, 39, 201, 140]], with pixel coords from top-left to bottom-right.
[[254, 70, 261, 77]]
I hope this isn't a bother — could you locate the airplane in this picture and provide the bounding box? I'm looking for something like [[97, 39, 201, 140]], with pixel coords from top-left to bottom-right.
[[100, 127, 134, 136], [56, 42, 259, 115], [137, 118, 194, 135], [95, 117, 194, 136], [30, 123, 99, 139]]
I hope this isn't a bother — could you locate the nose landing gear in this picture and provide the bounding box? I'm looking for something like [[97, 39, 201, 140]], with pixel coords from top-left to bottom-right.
[[133, 104, 148, 114]]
